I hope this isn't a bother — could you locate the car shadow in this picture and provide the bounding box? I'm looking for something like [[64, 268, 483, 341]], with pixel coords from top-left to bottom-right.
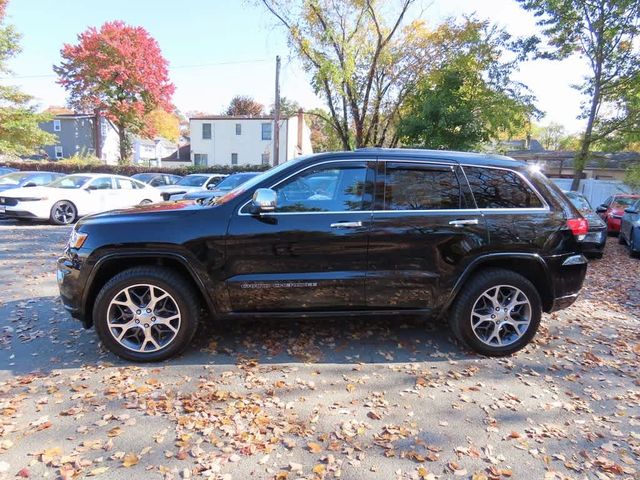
[[0, 295, 472, 376]]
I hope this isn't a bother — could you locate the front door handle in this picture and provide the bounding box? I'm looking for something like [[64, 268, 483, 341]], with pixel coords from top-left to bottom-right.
[[330, 221, 363, 229], [449, 218, 479, 227]]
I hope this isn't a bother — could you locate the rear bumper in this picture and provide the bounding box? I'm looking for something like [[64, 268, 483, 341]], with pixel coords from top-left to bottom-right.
[[607, 217, 622, 232], [579, 228, 607, 257], [545, 254, 588, 313]]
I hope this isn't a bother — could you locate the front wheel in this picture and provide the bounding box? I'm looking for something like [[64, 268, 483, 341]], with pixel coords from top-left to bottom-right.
[[50, 200, 77, 225], [449, 269, 542, 357], [630, 231, 640, 259], [93, 267, 200, 362], [139, 199, 153, 205]]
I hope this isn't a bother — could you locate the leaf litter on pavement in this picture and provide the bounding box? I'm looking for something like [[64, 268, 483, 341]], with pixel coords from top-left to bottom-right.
[[0, 223, 638, 479]]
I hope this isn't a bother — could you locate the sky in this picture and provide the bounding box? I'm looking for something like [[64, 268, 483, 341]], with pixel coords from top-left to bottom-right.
[[3, 0, 589, 133]]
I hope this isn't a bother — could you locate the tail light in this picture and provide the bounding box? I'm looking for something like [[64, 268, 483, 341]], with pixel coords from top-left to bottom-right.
[[567, 218, 588, 236]]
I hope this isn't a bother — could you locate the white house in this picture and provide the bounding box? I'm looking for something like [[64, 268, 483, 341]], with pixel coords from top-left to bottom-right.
[[132, 137, 178, 166], [189, 111, 313, 167]]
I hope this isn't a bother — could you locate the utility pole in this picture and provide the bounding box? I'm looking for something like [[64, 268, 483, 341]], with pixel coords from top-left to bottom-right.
[[273, 55, 281, 166]]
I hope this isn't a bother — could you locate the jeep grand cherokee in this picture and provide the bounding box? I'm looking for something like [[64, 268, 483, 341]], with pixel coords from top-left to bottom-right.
[[57, 149, 588, 361]]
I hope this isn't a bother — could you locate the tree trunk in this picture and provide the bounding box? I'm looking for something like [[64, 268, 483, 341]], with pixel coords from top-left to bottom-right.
[[571, 94, 598, 191], [117, 124, 129, 165]]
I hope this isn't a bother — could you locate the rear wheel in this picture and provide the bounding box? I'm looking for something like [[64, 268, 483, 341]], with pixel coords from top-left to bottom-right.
[[140, 199, 152, 205], [449, 269, 542, 356], [93, 267, 200, 362], [618, 232, 626, 244], [50, 200, 77, 225]]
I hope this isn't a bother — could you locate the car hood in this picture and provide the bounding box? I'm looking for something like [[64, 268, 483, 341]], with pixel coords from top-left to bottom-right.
[[155, 185, 201, 193], [76, 200, 201, 228]]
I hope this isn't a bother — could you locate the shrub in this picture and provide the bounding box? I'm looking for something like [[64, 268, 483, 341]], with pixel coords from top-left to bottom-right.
[[0, 160, 270, 177]]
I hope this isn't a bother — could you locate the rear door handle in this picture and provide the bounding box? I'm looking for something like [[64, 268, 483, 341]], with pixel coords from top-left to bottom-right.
[[330, 221, 363, 228], [449, 218, 479, 227]]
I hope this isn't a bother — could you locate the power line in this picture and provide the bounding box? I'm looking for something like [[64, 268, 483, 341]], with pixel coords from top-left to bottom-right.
[[0, 58, 271, 80]]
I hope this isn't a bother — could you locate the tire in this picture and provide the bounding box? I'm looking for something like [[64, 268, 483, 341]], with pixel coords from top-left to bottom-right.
[[618, 232, 626, 245], [140, 199, 153, 205], [93, 266, 201, 362], [449, 268, 542, 357], [50, 200, 77, 225]]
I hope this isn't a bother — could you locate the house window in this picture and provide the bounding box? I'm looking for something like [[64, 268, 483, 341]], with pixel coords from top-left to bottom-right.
[[202, 123, 212, 139], [261, 122, 272, 140], [54, 146, 63, 159], [235, 123, 241, 135], [261, 153, 270, 165], [231, 153, 238, 165], [53, 119, 61, 132], [194, 153, 208, 166]]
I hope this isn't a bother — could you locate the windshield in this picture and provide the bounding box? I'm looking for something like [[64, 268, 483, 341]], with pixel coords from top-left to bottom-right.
[[178, 175, 209, 187], [212, 158, 308, 206], [566, 192, 592, 212], [215, 173, 259, 191], [612, 196, 638, 208], [0, 172, 30, 186], [48, 175, 91, 189]]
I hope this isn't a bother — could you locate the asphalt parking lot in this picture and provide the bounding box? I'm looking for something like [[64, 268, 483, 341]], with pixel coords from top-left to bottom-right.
[[0, 219, 638, 480]]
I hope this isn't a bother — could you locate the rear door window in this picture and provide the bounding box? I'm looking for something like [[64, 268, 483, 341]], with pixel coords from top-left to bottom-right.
[[463, 167, 543, 209], [383, 163, 466, 210]]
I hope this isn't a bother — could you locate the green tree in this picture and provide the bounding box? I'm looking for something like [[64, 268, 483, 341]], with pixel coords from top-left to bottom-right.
[[306, 108, 344, 152], [261, 0, 442, 149], [534, 122, 566, 150], [270, 97, 301, 117], [397, 20, 537, 151], [0, 0, 56, 156], [517, 0, 640, 190], [625, 163, 640, 190]]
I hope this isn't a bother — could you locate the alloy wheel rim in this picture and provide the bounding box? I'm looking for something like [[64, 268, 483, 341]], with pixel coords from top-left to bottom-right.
[[107, 284, 181, 353], [470, 285, 531, 348], [55, 203, 74, 224]]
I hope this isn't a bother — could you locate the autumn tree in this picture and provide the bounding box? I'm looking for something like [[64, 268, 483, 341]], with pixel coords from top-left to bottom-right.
[[270, 97, 301, 117], [55, 21, 174, 163], [518, 0, 640, 190], [398, 19, 537, 151], [146, 109, 180, 142], [0, 0, 56, 156], [225, 95, 265, 116]]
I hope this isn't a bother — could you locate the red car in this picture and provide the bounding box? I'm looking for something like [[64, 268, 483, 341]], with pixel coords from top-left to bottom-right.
[[596, 194, 640, 234]]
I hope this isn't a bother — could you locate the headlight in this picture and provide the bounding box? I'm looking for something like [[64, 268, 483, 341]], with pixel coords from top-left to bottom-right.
[[68, 229, 88, 249], [15, 197, 47, 201]]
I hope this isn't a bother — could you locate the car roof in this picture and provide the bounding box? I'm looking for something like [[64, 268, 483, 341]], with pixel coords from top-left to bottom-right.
[[305, 148, 526, 169]]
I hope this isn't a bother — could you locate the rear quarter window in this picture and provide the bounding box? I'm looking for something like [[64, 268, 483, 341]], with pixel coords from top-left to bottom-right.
[[463, 167, 543, 209]]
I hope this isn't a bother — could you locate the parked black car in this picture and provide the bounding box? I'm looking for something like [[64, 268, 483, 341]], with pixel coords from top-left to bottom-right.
[[131, 173, 182, 188], [563, 191, 607, 259], [619, 197, 640, 258], [182, 172, 261, 202], [57, 149, 588, 361]]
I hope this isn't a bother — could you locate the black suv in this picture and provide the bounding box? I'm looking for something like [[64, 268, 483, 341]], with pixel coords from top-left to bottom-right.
[[57, 149, 588, 361]]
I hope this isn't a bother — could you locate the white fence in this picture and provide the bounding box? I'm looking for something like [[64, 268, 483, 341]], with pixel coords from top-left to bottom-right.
[[551, 178, 633, 207]]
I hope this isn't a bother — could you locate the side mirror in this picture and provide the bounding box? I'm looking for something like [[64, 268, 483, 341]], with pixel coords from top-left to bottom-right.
[[23, 182, 36, 187], [625, 208, 638, 214], [595, 206, 607, 213], [251, 188, 277, 213], [86, 184, 98, 191]]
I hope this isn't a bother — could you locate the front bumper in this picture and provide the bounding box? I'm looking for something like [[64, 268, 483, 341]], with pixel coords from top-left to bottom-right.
[[57, 255, 89, 326]]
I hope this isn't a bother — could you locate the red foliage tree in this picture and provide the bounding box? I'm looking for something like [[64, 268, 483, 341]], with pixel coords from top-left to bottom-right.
[[55, 21, 174, 163]]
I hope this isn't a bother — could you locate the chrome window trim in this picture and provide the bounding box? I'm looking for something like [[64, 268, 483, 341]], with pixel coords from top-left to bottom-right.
[[236, 157, 551, 216]]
